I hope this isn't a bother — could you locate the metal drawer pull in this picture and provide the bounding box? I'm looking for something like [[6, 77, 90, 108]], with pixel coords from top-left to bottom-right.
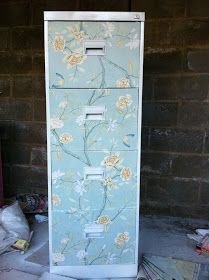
[[83, 40, 106, 56], [84, 167, 105, 181], [84, 223, 104, 239], [84, 106, 105, 121]]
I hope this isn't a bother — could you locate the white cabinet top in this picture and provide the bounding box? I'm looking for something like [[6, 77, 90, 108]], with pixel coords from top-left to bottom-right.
[[44, 11, 145, 22]]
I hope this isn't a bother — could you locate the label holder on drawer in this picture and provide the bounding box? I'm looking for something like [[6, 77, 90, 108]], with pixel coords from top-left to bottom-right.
[[84, 167, 105, 181], [83, 106, 106, 121], [84, 223, 105, 239], [83, 40, 106, 56]]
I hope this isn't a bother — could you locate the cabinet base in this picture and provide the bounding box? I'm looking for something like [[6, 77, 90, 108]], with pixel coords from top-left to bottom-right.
[[50, 264, 137, 279]]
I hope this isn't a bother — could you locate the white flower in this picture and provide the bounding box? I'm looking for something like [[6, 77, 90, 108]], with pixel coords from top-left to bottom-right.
[[59, 100, 68, 108], [125, 38, 139, 50], [76, 250, 87, 260], [52, 252, 65, 263], [102, 22, 115, 38], [52, 169, 65, 184], [61, 238, 69, 244], [103, 177, 117, 191], [74, 180, 86, 196], [107, 119, 118, 132], [50, 118, 64, 129], [125, 33, 139, 50], [76, 115, 86, 126], [106, 253, 117, 264], [103, 177, 113, 187]]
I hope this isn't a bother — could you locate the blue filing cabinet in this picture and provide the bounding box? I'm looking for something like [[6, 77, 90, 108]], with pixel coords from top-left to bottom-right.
[[44, 12, 145, 279]]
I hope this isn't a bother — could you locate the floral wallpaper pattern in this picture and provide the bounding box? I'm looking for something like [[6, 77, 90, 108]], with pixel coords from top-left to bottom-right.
[[50, 88, 138, 265], [50, 88, 138, 151], [48, 21, 140, 88], [48, 21, 140, 267], [52, 209, 136, 266]]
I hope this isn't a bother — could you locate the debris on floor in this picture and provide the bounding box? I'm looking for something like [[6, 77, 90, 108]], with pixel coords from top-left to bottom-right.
[[137, 255, 201, 280], [11, 193, 48, 214], [35, 214, 48, 223], [12, 231, 33, 252], [187, 228, 209, 257], [0, 201, 32, 255]]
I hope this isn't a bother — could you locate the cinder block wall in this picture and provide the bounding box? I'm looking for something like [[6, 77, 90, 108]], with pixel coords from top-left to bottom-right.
[[0, 0, 208, 218]]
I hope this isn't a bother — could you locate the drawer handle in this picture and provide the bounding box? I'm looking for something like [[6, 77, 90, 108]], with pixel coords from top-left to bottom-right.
[[84, 106, 105, 121], [83, 40, 106, 56], [84, 167, 105, 181], [84, 223, 104, 239]]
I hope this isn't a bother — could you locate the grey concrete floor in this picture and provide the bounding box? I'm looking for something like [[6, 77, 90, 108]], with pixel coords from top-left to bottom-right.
[[139, 215, 209, 264], [0, 215, 208, 278]]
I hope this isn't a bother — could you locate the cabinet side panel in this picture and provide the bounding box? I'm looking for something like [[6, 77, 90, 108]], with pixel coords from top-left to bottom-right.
[[44, 20, 53, 268], [135, 21, 145, 265]]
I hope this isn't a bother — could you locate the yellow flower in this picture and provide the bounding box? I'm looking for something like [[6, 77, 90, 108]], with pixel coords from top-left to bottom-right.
[[116, 94, 132, 110], [115, 232, 129, 245], [68, 25, 86, 42], [64, 52, 86, 68], [59, 133, 73, 144], [53, 36, 65, 51], [116, 78, 130, 88], [52, 194, 61, 206], [74, 31, 85, 42], [102, 154, 121, 167], [120, 167, 132, 181], [97, 215, 111, 225]]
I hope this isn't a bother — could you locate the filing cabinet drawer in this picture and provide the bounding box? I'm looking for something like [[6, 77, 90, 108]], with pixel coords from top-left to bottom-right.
[[51, 208, 136, 266], [49, 88, 138, 151], [51, 151, 138, 211], [48, 21, 140, 88]]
